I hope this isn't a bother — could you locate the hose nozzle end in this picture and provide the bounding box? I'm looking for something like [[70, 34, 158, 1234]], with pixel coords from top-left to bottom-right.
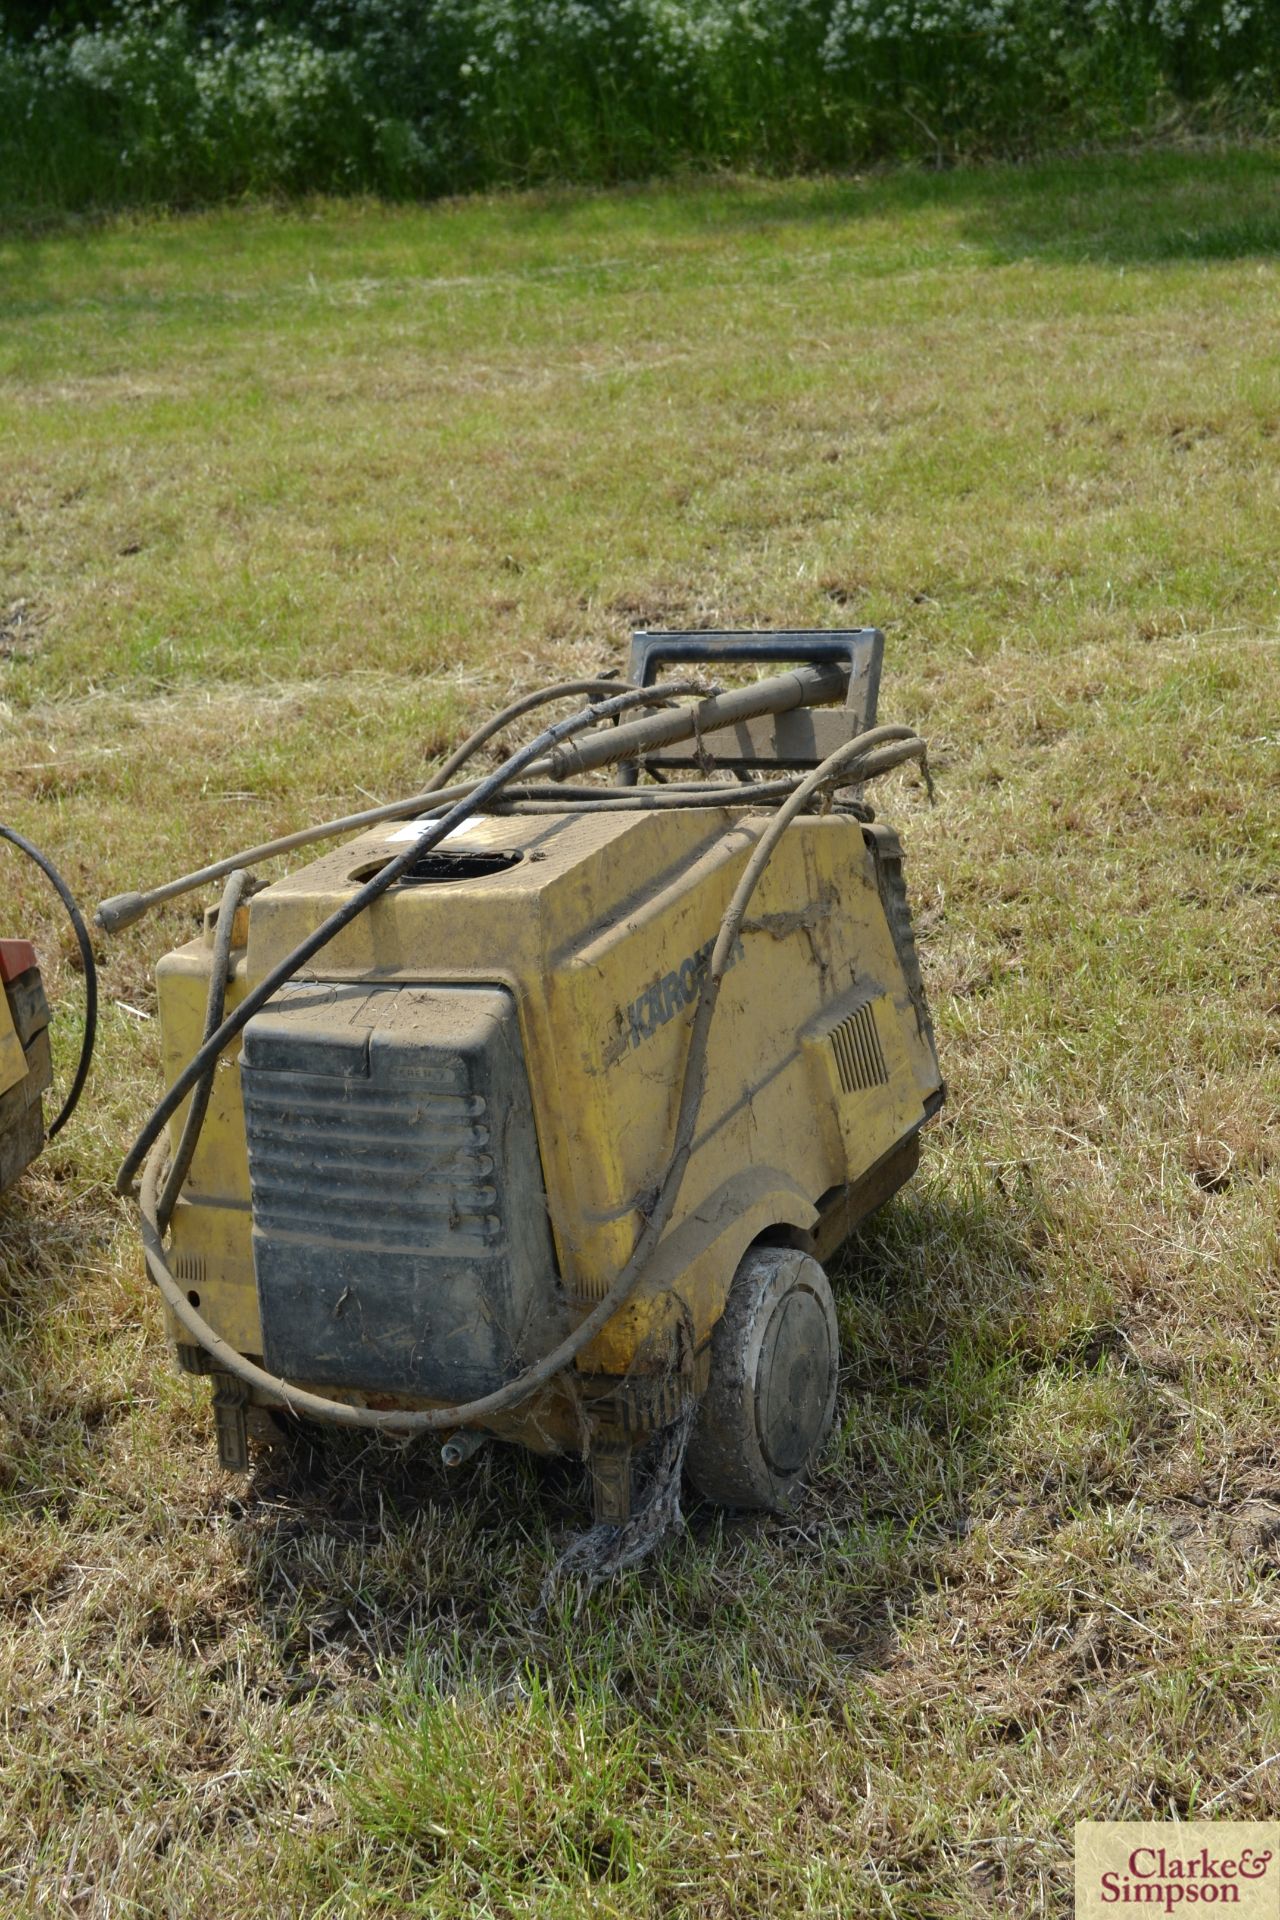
[[441, 1429, 487, 1468], [95, 891, 149, 934]]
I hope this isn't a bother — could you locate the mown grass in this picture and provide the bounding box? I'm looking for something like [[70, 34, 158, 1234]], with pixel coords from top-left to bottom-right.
[[1, 147, 1278, 1915]]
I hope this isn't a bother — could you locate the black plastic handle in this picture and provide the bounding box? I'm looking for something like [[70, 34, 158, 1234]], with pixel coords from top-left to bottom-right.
[[617, 628, 884, 786], [628, 628, 882, 721]]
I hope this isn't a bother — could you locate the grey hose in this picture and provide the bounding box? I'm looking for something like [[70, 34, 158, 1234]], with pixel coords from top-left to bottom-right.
[[595, 728, 931, 1318], [94, 678, 637, 935], [95, 665, 845, 934], [420, 677, 637, 789], [136, 724, 928, 1434]]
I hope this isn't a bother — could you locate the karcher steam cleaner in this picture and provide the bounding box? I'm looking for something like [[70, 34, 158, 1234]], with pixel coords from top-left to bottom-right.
[[102, 632, 943, 1521]]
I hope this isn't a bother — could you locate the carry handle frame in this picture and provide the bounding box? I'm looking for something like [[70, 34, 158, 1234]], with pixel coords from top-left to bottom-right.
[[618, 628, 884, 785]]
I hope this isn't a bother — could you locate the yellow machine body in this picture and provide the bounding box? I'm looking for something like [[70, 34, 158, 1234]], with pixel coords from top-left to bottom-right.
[[0, 983, 26, 1099], [156, 798, 942, 1467]]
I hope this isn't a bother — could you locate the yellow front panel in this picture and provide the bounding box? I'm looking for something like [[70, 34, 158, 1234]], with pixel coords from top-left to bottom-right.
[[0, 989, 25, 1100], [156, 941, 258, 1352]]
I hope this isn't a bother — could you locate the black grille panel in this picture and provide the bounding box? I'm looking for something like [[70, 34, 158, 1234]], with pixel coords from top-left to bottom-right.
[[241, 982, 562, 1398], [245, 1079, 499, 1253], [830, 1001, 889, 1094]]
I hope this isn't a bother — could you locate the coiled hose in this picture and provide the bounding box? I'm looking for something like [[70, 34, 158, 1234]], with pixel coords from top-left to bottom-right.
[[131, 707, 928, 1435]]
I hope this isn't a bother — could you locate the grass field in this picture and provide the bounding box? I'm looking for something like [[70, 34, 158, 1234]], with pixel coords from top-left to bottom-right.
[[2, 147, 1279, 1916]]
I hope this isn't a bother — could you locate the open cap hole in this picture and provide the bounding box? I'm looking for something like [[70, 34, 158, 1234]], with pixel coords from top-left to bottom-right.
[[348, 848, 524, 886]]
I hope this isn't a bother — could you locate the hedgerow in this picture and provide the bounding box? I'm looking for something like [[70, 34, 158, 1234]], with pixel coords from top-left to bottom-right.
[[2, 0, 1277, 211]]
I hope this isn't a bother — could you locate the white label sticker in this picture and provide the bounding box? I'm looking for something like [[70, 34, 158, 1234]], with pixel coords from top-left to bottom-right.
[[386, 813, 492, 845]]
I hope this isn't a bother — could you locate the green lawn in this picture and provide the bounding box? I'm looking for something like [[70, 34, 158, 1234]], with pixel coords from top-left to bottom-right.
[[2, 148, 1279, 1916]]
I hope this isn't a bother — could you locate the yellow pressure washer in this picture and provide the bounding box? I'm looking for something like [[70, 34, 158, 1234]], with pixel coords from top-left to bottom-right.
[[103, 632, 943, 1522]]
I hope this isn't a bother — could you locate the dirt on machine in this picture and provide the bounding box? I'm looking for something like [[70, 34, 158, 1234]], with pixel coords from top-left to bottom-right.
[[103, 631, 944, 1528]]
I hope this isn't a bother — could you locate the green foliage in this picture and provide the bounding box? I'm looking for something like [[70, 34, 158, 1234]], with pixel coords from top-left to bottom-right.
[[1, 0, 1278, 214]]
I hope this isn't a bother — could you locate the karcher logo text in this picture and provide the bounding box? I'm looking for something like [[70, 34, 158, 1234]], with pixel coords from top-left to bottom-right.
[[620, 934, 746, 1053]]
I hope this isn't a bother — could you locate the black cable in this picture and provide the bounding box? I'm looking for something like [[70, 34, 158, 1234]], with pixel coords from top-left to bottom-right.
[[95, 679, 643, 935], [114, 678, 708, 1200], [417, 677, 637, 790], [0, 824, 98, 1141]]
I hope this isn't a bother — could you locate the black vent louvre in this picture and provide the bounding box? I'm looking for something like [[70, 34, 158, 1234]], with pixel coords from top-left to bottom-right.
[[240, 982, 562, 1400], [829, 1001, 889, 1094], [245, 1077, 499, 1256]]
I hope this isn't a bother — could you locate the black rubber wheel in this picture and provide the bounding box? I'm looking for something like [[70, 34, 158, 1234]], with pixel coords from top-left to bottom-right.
[[686, 1244, 839, 1511]]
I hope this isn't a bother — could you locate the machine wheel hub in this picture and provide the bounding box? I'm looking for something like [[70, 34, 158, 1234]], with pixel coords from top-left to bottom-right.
[[755, 1282, 836, 1474], [686, 1242, 840, 1512]]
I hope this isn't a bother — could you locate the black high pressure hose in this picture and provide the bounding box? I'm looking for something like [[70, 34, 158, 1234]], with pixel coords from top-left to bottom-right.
[[0, 824, 98, 1141], [131, 698, 930, 1436], [116, 677, 710, 1200]]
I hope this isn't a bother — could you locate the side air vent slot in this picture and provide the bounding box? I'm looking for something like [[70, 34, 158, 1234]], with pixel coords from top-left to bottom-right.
[[829, 1001, 889, 1095]]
